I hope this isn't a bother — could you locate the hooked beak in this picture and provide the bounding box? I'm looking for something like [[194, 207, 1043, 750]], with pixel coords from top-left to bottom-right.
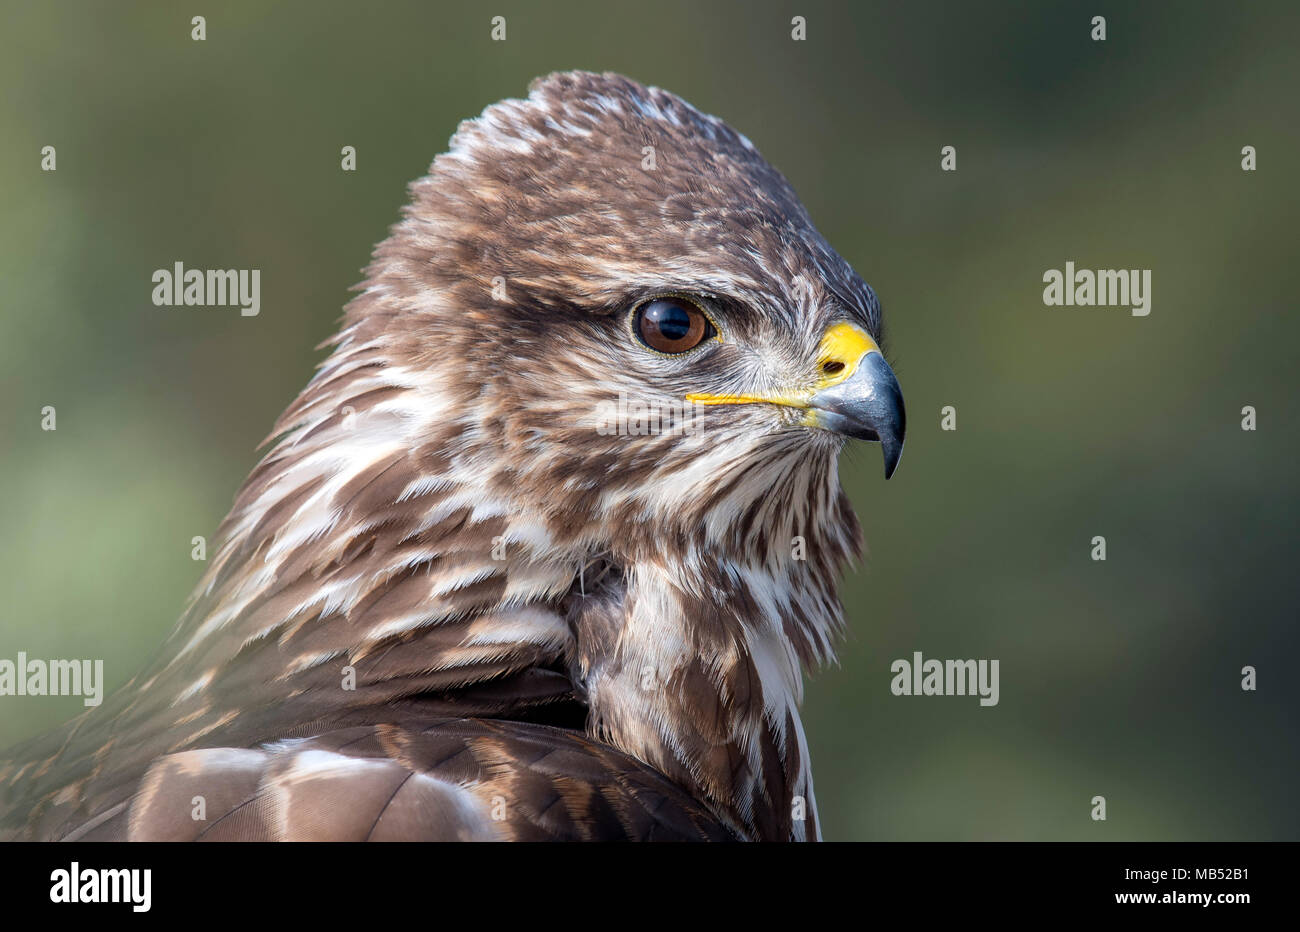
[[807, 348, 906, 479], [686, 322, 906, 479]]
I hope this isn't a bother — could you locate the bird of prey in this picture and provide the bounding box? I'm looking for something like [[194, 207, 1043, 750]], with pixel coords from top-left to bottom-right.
[[0, 71, 904, 842]]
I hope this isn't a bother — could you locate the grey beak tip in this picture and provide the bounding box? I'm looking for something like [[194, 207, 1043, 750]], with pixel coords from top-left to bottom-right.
[[883, 442, 902, 480], [808, 350, 905, 478]]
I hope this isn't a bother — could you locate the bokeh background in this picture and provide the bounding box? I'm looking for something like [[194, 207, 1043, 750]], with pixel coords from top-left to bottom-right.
[[1, 1, 1296, 840]]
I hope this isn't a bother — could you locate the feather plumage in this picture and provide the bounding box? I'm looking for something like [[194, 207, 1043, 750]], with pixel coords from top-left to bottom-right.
[[1, 70, 894, 842]]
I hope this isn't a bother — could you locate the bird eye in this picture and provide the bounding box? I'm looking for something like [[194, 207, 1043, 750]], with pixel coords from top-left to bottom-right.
[[634, 297, 715, 354]]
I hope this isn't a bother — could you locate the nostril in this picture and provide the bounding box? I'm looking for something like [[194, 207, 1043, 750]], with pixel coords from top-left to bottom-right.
[[822, 361, 845, 376]]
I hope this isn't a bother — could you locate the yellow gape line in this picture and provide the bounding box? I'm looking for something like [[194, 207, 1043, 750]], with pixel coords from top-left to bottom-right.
[[685, 321, 880, 406], [684, 392, 804, 407]]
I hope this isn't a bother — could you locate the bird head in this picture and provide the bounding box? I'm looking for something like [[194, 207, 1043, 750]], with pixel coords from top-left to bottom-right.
[[334, 71, 904, 580]]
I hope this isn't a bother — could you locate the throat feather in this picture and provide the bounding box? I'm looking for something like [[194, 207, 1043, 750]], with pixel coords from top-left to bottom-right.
[[569, 558, 822, 841]]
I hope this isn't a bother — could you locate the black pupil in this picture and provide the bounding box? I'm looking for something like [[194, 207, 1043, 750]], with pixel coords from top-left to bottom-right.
[[648, 301, 692, 340]]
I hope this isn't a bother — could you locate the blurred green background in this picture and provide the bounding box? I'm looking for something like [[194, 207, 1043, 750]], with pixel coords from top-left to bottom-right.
[[1, 1, 1296, 839]]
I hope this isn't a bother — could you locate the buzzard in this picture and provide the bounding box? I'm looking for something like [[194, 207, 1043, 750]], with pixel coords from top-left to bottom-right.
[[1, 71, 904, 842]]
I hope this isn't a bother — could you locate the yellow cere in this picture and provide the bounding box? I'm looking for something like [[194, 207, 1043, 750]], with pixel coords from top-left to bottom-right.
[[685, 321, 880, 407], [815, 322, 879, 389]]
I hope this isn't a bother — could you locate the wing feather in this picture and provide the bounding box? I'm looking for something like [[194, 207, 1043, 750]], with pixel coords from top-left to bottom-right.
[[68, 720, 735, 842]]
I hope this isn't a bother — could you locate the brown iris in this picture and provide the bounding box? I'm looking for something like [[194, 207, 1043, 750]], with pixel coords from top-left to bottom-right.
[[634, 297, 714, 354]]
